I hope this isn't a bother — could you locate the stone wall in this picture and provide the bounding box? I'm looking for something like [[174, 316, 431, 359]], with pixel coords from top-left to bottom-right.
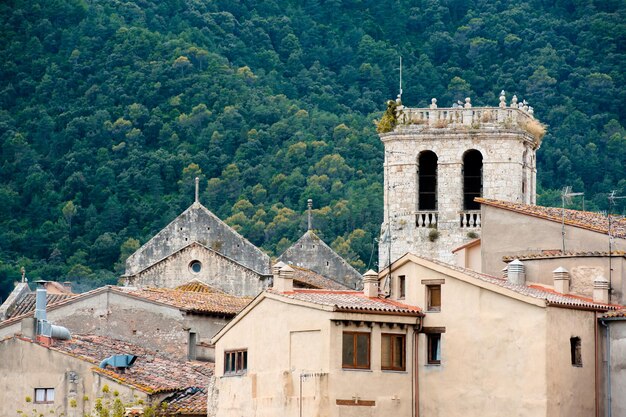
[[379, 99, 541, 268], [125, 202, 270, 276], [278, 231, 362, 289], [128, 243, 269, 297]]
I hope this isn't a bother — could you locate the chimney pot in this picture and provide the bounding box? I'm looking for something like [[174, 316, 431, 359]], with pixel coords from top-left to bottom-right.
[[507, 259, 525, 285], [363, 270, 379, 298], [593, 277, 609, 304], [553, 266, 570, 294], [273, 264, 294, 293]]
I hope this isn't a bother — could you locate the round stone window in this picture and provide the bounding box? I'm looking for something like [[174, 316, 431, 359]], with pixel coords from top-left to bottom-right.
[[189, 260, 202, 274]]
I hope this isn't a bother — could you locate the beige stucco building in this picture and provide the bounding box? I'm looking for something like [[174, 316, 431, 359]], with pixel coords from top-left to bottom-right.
[[211, 264, 422, 417], [380, 254, 620, 417]]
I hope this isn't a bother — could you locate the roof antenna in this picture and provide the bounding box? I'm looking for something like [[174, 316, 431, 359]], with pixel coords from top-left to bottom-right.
[[307, 199, 313, 231], [398, 56, 403, 102], [560, 186, 583, 252], [194, 177, 199, 204], [608, 190, 626, 295]]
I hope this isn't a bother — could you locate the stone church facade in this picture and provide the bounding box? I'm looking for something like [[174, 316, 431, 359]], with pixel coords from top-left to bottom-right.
[[379, 92, 543, 267]]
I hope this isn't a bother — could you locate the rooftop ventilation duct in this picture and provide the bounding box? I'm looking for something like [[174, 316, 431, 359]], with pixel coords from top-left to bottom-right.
[[34, 281, 71, 341], [507, 259, 525, 285], [99, 354, 138, 370]]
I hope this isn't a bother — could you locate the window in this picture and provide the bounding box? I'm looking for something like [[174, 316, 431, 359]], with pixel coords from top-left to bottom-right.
[[224, 350, 248, 375], [570, 337, 582, 367], [382, 334, 406, 371], [462, 149, 483, 210], [189, 260, 202, 274], [418, 151, 438, 210], [342, 332, 370, 369], [188, 332, 197, 361], [427, 285, 441, 311], [398, 275, 406, 299], [427, 334, 441, 365], [34, 388, 55, 404]]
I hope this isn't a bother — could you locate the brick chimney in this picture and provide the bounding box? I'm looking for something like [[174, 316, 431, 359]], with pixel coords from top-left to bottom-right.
[[553, 267, 570, 294], [274, 264, 294, 293], [363, 270, 379, 298], [593, 277, 609, 304]]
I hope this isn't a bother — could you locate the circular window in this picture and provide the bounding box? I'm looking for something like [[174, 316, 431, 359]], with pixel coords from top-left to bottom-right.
[[189, 260, 202, 274]]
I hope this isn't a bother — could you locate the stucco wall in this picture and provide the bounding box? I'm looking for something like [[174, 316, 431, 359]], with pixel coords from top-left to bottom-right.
[[129, 243, 268, 297], [214, 297, 417, 417], [125, 202, 270, 275], [545, 307, 596, 417], [0, 338, 148, 417], [278, 231, 363, 289], [480, 205, 624, 279], [601, 319, 626, 417], [379, 123, 537, 267], [0, 290, 230, 361]]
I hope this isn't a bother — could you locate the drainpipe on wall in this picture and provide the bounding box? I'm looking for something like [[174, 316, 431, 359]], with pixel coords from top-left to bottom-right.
[[600, 319, 611, 417], [413, 317, 423, 417]]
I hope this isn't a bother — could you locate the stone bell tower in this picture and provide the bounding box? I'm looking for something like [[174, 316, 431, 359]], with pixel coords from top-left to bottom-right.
[[379, 91, 544, 267]]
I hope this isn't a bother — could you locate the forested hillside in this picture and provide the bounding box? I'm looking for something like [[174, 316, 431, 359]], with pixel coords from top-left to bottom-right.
[[0, 0, 624, 299]]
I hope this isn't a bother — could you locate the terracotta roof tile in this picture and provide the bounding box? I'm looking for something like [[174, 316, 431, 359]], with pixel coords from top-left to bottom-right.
[[290, 265, 352, 290], [51, 334, 212, 400], [603, 308, 626, 318], [269, 289, 422, 316], [175, 280, 221, 293], [502, 251, 626, 262], [477, 198, 626, 238], [162, 387, 207, 415], [117, 287, 251, 316], [7, 293, 76, 319], [424, 257, 621, 311]]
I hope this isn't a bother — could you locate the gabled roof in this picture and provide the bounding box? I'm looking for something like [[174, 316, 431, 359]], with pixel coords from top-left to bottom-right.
[[0, 283, 250, 329], [212, 288, 422, 344], [477, 198, 626, 239], [4, 293, 76, 320], [290, 265, 351, 290], [386, 253, 622, 311]]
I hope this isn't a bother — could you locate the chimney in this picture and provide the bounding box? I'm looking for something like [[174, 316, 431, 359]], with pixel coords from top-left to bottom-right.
[[553, 267, 570, 294], [33, 280, 71, 343], [363, 270, 379, 298], [507, 259, 525, 285], [34, 281, 48, 322], [502, 265, 508, 279], [274, 264, 294, 293], [593, 277, 609, 304]]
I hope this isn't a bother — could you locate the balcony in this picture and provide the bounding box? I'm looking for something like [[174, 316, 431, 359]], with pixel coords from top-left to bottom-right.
[[459, 211, 481, 228], [416, 211, 438, 228]]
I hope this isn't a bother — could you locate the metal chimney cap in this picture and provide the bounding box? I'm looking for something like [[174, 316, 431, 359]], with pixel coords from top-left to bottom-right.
[[553, 266, 568, 273], [509, 259, 523, 266]]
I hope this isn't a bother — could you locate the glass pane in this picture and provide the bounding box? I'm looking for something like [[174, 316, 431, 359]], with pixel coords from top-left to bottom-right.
[[342, 333, 354, 366], [393, 336, 404, 368], [225, 353, 233, 373], [356, 334, 369, 367], [35, 389, 45, 402], [242, 351, 248, 370], [46, 389, 55, 401], [381, 335, 391, 368]]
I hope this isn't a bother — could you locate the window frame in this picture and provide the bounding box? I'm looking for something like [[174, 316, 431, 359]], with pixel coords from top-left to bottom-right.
[[342, 331, 371, 370], [427, 284, 441, 312], [224, 349, 248, 376], [427, 333, 441, 365], [381, 333, 406, 371], [570, 337, 582, 367], [34, 388, 55, 404], [398, 275, 406, 299]]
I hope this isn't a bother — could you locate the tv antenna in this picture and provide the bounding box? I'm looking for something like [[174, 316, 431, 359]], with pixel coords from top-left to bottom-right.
[[561, 186, 584, 252]]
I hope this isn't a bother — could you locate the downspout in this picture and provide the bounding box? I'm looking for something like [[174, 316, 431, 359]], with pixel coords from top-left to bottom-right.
[[413, 317, 423, 417], [600, 319, 611, 417]]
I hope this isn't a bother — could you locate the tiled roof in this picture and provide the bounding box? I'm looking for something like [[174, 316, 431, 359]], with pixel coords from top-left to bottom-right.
[[423, 256, 621, 311], [117, 287, 251, 316], [603, 308, 626, 318], [477, 198, 626, 238], [52, 334, 212, 399], [269, 289, 422, 316], [175, 280, 219, 293], [290, 265, 352, 290], [503, 250, 626, 262], [6, 293, 76, 319], [162, 387, 208, 415]]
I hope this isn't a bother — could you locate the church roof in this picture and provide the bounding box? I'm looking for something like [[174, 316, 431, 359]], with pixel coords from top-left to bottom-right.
[[290, 265, 351, 290], [477, 198, 626, 239]]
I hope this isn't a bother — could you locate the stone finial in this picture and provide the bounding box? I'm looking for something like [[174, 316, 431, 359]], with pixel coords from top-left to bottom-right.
[[522, 100, 529, 112], [396, 94, 402, 105], [511, 95, 518, 108], [528, 106, 534, 115], [499, 90, 506, 108], [363, 270, 379, 298], [593, 277, 609, 304], [307, 199, 313, 231], [430, 98, 438, 109], [464, 97, 472, 108], [553, 266, 570, 294], [194, 177, 199, 203], [21, 266, 26, 283]]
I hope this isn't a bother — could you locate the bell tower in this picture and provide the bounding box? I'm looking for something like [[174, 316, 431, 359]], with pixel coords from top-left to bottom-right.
[[379, 91, 544, 267]]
